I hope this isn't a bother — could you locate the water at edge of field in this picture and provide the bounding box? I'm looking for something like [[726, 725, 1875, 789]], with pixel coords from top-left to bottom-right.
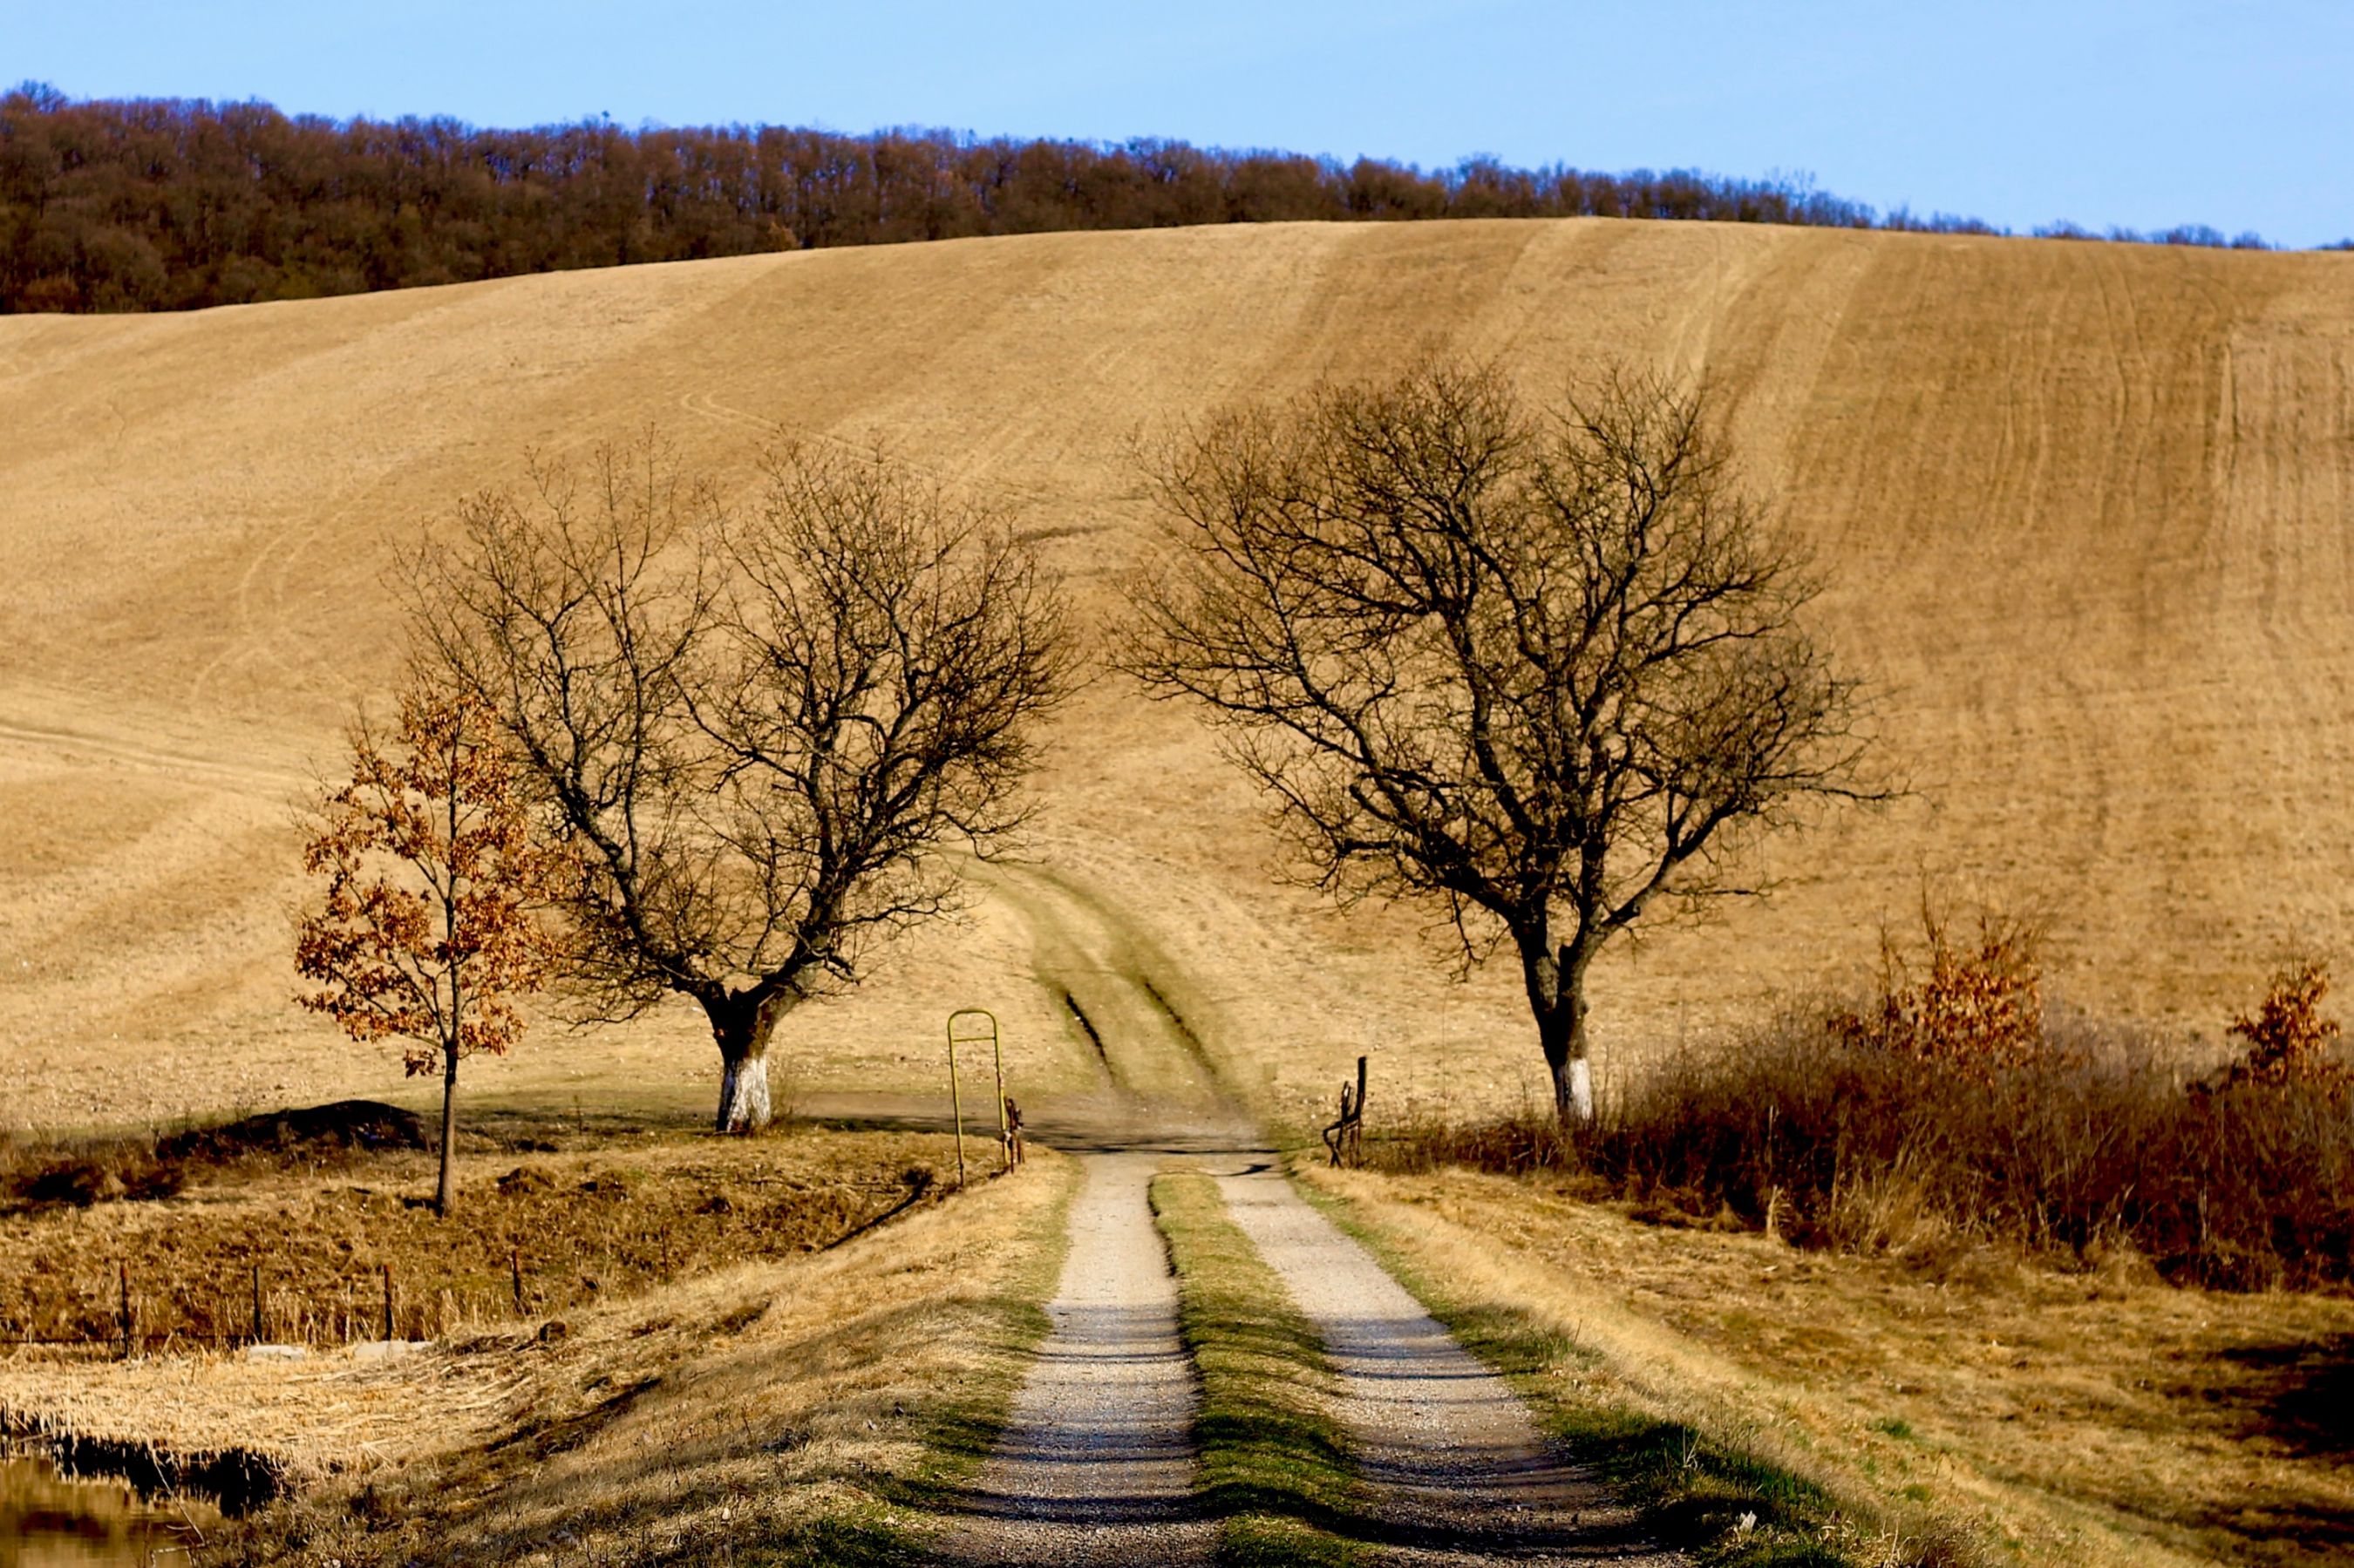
[[0, 1454, 221, 1568]]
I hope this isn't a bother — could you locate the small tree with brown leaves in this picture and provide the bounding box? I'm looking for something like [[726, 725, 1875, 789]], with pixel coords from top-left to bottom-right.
[[1827, 903, 2051, 1085], [2210, 963, 2349, 1094], [296, 686, 564, 1215], [1126, 361, 1876, 1126]]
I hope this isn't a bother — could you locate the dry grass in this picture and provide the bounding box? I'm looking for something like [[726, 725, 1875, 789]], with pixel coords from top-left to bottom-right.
[[5, 221, 2354, 1137], [19, 1144, 1080, 1565], [1306, 1162, 2354, 1568], [0, 1123, 991, 1507], [1377, 932, 2354, 1290], [0, 1334, 523, 1499], [1380, 1021, 2354, 1291], [0, 1112, 960, 1347]]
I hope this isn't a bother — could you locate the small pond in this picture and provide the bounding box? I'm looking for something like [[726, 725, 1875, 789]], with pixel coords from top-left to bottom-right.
[[0, 1454, 220, 1567]]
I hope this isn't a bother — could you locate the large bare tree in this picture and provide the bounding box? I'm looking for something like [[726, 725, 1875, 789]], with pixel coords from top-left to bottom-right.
[[410, 436, 1072, 1132], [1125, 362, 1874, 1124]]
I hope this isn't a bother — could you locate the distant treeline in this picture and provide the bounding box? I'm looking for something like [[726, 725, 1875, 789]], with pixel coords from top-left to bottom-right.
[[1, 82, 2330, 316]]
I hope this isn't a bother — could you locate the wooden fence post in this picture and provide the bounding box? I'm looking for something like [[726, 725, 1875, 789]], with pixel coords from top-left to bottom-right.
[[1322, 1055, 1370, 1169], [251, 1263, 263, 1344], [1350, 1054, 1368, 1167], [380, 1263, 394, 1341], [512, 1248, 524, 1313], [118, 1262, 131, 1359]]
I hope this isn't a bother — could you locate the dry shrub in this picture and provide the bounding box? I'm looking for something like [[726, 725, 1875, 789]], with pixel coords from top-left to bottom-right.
[[0, 1103, 429, 1217], [2208, 961, 2350, 1092], [0, 1133, 185, 1212], [1383, 965, 2354, 1291], [1827, 903, 2051, 1082]]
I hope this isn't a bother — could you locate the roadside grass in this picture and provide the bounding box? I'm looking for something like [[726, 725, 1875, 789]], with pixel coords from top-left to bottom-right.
[[31, 1146, 1087, 1567], [840, 1148, 1084, 1565], [1150, 1171, 1366, 1568], [1303, 1161, 2354, 1567], [1294, 1164, 1962, 1568]]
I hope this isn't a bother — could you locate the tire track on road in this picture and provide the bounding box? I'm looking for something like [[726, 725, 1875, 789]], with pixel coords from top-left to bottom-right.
[[1216, 1166, 1684, 1566], [930, 1150, 1214, 1567]]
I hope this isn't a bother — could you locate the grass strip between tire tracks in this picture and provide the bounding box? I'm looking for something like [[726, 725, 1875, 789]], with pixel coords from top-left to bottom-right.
[[1151, 1171, 1368, 1568], [1292, 1166, 1949, 1568]]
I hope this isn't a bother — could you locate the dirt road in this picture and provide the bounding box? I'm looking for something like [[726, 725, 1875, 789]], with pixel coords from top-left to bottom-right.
[[930, 866, 1678, 1565], [1219, 1164, 1682, 1566], [933, 1150, 1214, 1567]]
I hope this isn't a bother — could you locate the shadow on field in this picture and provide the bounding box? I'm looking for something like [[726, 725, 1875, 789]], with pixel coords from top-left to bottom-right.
[[2218, 1334, 2354, 1456]]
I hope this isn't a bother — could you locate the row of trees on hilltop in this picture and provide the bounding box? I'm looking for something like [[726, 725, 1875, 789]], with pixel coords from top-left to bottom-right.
[[296, 366, 1877, 1212], [6, 83, 2290, 316]]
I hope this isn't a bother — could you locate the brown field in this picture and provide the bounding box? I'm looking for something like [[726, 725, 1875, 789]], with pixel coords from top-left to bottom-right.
[[6, 218, 2351, 1565], [4, 218, 2351, 1137]]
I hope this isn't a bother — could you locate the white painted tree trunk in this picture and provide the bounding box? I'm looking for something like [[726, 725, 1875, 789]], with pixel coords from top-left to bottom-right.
[[1567, 1057, 1594, 1124], [717, 1049, 772, 1134]]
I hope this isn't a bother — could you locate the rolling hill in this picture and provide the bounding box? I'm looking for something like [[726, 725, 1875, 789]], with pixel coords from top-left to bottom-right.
[[3, 217, 2350, 1130]]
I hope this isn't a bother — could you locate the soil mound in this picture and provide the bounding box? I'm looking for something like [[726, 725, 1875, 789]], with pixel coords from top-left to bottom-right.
[[156, 1100, 427, 1164], [4, 1102, 427, 1213]]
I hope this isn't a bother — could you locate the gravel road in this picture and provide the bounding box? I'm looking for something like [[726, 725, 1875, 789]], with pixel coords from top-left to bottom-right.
[[934, 862, 1676, 1564], [932, 1149, 1214, 1566], [1216, 1164, 1686, 1566]]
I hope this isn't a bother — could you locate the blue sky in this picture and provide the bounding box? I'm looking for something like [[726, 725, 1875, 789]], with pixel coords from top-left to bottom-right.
[[10, 1, 2351, 247]]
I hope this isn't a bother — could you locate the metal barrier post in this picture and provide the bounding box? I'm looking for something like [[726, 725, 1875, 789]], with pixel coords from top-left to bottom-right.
[[948, 1022, 967, 1186], [948, 1009, 1004, 1183]]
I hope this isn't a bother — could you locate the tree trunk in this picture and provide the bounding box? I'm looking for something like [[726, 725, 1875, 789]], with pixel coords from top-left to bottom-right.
[[1522, 933, 1595, 1129], [718, 1048, 771, 1135], [710, 994, 786, 1135], [435, 1044, 459, 1216], [1542, 1005, 1595, 1129]]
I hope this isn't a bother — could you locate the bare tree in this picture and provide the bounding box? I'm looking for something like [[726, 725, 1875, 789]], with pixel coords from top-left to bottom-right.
[[409, 435, 1072, 1133], [1125, 362, 1875, 1125]]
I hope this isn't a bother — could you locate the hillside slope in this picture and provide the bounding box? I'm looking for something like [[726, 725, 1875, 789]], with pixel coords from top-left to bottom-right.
[[3, 219, 2350, 1128]]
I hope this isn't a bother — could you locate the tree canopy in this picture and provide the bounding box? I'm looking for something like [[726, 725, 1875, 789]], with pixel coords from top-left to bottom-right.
[[10, 83, 2259, 317], [295, 684, 563, 1212], [409, 436, 1072, 1132]]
